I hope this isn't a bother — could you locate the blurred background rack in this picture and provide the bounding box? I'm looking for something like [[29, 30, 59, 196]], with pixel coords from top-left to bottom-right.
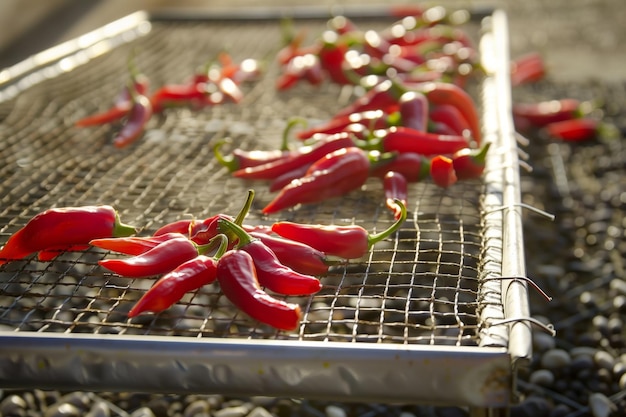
[[0, 7, 534, 410]]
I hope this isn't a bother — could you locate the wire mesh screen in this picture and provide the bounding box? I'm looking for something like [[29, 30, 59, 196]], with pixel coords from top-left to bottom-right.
[[1, 14, 487, 347]]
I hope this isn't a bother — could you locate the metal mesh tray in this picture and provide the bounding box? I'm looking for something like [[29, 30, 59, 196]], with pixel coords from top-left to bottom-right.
[[0, 8, 531, 407]]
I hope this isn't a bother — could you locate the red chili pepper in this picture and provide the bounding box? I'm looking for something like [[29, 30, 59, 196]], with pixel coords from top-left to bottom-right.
[[218, 218, 322, 295], [98, 235, 210, 278], [75, 103, 132, 127], [318, 31, 353, 85], [510, 52, 546, 86], [416, 81, 481, 144], [369, 151, 430, 182], [75, 73, 149, 127], [452, 142, 491, 180], [127, 235, 229, 317], [232, 132, 355, 180], [270, 200, 406, 259], [333, 79, 404, 118], [429, 154, 457, 188], [112, 91, 152, 148], [89, 232, 183, 256], [380, 126, 469, 155], [296, 110, 396, 140], [512, 99, 583, 128], [214, 140, 292, 172], [216, 250, 302, 331], [542, 118, 600, 142], [36, 244, 91, 262], [268, 164, 312, 193], [0, 206, 136, 266], [429, 104, 472, 137], [261, 147, 370, 214], [398, 91, 429, 131], [276, 53, 324, 90], [150, 83, 220, 112], [383, 171, 408, 220], [248, 231, 338, 276]]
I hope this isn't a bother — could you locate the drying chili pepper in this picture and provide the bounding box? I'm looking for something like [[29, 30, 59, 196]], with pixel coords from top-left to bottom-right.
[[271, 200, 406, 259], [90, 232, 183, 256], [261, 146, 370, 214], [0, 206, 136, 266], [216, 249, 302, 331], [512, 99, 584, 128], [430, 154, 457, 188], [429, 104, 472, 137], [380, 126, 469, 156], [383, 171, 408, 220], [248, 231, 338, 276], [318, 31, 354, 85], [369, 151, 430, 182], [451, 142, 491, 180], [333, 79, 404, 118], [112, 89, 152, 149], [398, 90, 429, 131], [127, 234, 229, 317], [75, 70, 149, 127], [218, 218, 322, 295], [542, 118, 600, 142], [276, 53, 324, 90], [268, 164, 312, 193], [232, 132, 355, 180], [416, 81, 481, 144], [36, 244, 91, 262], [296, 110, 397, 140], [510, 52, 546, 86], [214, 140, 292, 172], [98, 234, 213, 278]]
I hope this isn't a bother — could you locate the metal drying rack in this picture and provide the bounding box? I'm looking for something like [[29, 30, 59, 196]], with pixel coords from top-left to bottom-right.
[[0, 6, 547, 411]]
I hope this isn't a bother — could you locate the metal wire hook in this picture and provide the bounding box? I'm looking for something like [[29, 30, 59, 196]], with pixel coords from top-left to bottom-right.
[[482, 275, 553, 302], [486, 317, 556, 336], [483, 202, 556, 221]]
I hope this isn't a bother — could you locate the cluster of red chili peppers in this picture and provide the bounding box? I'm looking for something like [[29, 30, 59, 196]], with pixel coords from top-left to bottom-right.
[[510, 52, 617, 142], [0, 192, 405, 331], [74, 52, 262, 148], [216, 11, 491, 217]]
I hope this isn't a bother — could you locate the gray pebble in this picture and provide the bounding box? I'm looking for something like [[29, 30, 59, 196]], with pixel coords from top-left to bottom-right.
[[130, 406, 156, 417], [213, 404, 252, 417], [247, 406, 274, 417], [44, 402, 82, 417], [588, 392, 616, 417], [184, 399, 210, 417], [529, 369, 555, 387], [533, 332, 556, 352], [325, 404, 347, 417], [0, 394, 27, 417], [594, 350, 616, 371], [540, 349, 571, 369], [85, 401, 111, 417]]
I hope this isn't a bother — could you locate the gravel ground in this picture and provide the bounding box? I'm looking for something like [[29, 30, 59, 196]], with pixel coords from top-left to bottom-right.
[[1, 1, 625, 416]]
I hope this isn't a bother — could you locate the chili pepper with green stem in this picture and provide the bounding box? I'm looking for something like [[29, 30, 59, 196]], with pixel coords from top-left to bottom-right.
[[98, 235, 214, 278], [429, 104, 472, 137], [383, 171, 408, 220], [451, 142, 491, 180], [0, 206, 136, 266], [296, 110, 399, 140], [542, 118, 601, 142], [271, 199, 406, 259], [232, 132, 355, 181], [217, 249, 302, 331], [369, 151, 430, 182], [112, 89, 153, 149], [90, 232, 184, 256], [380, 126, 469, 155], [218, 218, 322, 295], [127, 234, 229, 317], [261, 146, 371, 214]]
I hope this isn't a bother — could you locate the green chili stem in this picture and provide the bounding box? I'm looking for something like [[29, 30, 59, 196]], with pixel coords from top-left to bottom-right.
[[217, 217, 255, 247], [112, 211, 138, 237], [368, 199, 406, 247], [213, 140, 238, 172], [233, 189, 255, 226], [281, 117, 307, 150]]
